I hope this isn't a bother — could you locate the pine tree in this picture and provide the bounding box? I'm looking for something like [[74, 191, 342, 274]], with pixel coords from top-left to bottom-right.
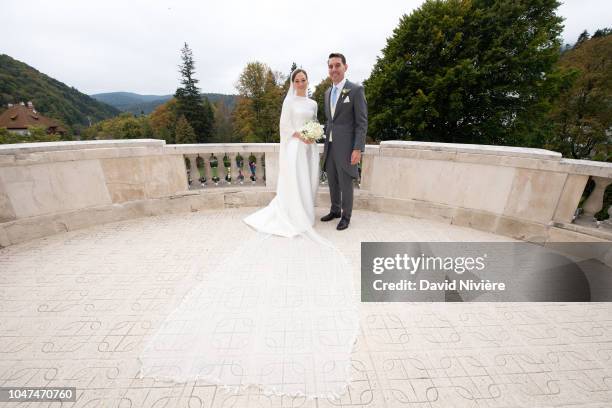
[[284, 62, 298, 91], [174, 42, 214, 143], [593, 27, 612, 38], [576, 30, 590, 47]]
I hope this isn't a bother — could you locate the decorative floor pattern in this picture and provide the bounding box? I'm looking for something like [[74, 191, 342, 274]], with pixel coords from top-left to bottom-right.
[[0, 207, 611, 407]]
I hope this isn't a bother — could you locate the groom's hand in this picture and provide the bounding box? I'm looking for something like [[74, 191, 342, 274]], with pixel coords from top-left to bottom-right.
[[350, 150, 361, 165]]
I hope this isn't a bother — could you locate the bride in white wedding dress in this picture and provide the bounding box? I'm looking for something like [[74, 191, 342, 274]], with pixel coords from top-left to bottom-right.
[[137, 69, 359, 400], [243, 69, 320, 238]]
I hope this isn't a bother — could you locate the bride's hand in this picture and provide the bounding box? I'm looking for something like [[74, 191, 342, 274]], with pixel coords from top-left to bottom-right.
[[293, 131, 312, 144]]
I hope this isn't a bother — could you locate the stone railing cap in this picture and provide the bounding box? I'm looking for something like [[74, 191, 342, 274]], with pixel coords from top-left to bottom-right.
[[560, 157, 612, 177], [560, 158, 612, 168], [380, 140, 562, 159], [167, 142, 281, 153], [0, 139, 165, 155]]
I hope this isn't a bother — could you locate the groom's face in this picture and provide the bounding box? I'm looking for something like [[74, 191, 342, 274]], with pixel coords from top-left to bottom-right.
[[328, 57, 347, 84]]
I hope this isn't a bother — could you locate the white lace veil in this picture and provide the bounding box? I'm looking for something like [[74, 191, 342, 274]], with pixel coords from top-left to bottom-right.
[[286, 70, 297, 99], [279, 69, 306, 153], [137, 67, 359, 401]]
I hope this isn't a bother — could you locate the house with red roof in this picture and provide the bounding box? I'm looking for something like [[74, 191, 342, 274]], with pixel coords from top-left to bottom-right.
[[0, 102, 66, 136]]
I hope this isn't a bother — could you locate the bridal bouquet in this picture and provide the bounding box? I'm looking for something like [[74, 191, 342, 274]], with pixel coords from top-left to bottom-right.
[[299, 120, 324, 142]]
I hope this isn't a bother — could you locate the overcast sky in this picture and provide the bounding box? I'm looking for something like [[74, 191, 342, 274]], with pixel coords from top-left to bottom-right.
[[2, 0, 610, 96]]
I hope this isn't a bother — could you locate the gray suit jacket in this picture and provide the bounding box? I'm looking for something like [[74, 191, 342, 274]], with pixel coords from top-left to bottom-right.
[[322, 80, 368, 179]]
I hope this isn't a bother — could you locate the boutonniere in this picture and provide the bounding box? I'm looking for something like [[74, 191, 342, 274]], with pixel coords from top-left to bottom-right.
[[341, 88, 351, 98]]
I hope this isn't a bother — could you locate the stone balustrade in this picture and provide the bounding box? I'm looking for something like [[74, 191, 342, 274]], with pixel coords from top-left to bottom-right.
[[581, 175, 612, 217], [0, 138, 611, 247], [361, 141, 612, 242], [169, 143, 358, 190], [168, 143, 271, 189]]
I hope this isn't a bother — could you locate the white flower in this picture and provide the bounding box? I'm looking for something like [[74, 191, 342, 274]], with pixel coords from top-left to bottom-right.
[[299, 120, 324, 142]]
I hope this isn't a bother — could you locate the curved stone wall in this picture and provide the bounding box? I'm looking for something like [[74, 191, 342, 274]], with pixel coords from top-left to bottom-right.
[[1, 139, 610, 247]]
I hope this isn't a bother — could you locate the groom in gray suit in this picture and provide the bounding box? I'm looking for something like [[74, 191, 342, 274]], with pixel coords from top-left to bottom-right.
[[321, 53, 368, 230]]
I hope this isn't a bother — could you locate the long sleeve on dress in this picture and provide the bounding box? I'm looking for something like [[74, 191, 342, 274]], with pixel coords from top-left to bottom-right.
[[279, 99, 294, 147], [312, 102, 322, 142]]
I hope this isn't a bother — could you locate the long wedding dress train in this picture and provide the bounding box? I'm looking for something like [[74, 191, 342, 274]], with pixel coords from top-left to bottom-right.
[[137, 78, 359, 400]]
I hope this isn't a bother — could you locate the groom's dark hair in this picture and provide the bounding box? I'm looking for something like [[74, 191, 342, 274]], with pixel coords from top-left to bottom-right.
[[328, 53, 346, 65]]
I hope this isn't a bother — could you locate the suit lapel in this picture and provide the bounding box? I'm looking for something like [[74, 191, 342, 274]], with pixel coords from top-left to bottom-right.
[[332, 80, 351, 120], [325, 88, 331, 120]]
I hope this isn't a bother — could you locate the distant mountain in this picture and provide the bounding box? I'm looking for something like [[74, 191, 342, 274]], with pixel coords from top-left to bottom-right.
[[90, 92, 173, 114], [0, 54, 120, 129], [91, 92, 237, 115]]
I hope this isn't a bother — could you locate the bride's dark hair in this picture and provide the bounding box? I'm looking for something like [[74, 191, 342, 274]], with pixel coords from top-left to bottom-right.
[[291, 69, 308, 82]]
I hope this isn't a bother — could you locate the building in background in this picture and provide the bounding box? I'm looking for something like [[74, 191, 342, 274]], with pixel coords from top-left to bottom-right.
[[0, 102, 66, 136]]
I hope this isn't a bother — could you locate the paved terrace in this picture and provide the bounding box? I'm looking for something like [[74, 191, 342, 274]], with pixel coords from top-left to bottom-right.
[[1, 139, 612, 407], [1, 207, 611, 407]]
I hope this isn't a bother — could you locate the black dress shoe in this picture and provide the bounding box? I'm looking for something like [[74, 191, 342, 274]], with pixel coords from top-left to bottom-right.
[[336, 217, 350, 230], [320, 212, 341, 222]]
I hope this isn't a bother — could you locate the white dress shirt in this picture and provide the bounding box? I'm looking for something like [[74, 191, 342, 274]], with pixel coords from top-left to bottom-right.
[[329, 78, 347, 143]]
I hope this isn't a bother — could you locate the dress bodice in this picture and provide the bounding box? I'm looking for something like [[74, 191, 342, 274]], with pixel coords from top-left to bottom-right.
[[290, 97, 316, 130]]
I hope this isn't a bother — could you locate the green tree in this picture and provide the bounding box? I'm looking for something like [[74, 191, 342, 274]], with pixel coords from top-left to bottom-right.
[[593, 27, 612, 38], [149, 98, 179, 143], [260, 69, 284, 142], [80, 113, 153, 140], [202, 97, 215, 139], [175, 114, 197, 144], [212, 99, 235, 142], [312, 77, 332, 123], [547, 35, 612, 160], [0, 126, 61, 144], [364, 0, 566, 146], [289, 62, 298, 76], [284, 62, 298, 91], [575, 30, 590, 47], [0, 127, 13, 144], [174, 43, 215, 143], [233, 96, 256, 141], [233, 62, 284, 142], [28, 126, 61, 141]]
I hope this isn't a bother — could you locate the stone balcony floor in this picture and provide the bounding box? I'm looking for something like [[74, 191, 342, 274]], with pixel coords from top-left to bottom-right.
[[0, 207, 611, 407]]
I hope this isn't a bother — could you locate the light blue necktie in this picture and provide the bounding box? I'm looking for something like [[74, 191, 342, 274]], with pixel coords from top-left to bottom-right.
[[331, 86, 338, 108]]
